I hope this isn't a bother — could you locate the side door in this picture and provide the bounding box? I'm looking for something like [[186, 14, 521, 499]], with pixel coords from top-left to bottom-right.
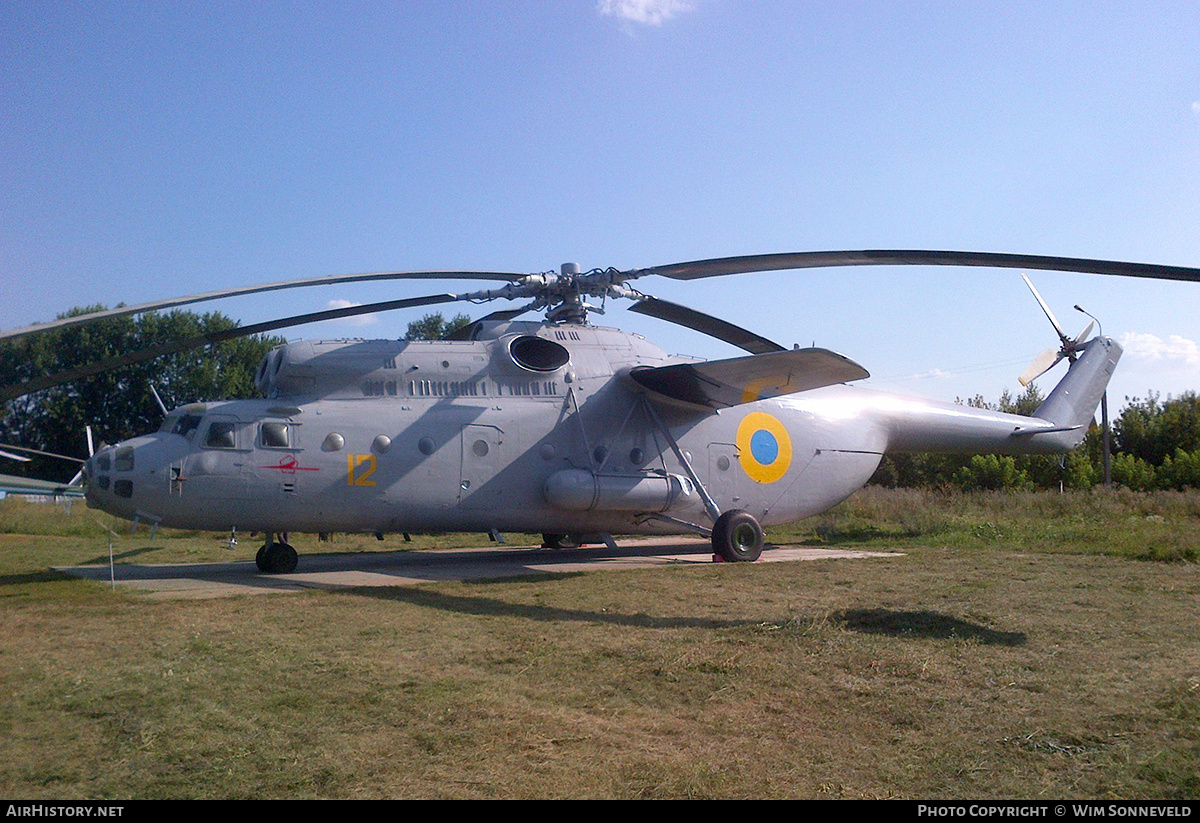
[[179, 413, 250, 518], [459, 423, 508, 509], [707, 442, 741, 511]]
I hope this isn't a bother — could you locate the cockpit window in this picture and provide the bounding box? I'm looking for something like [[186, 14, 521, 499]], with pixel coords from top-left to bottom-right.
[[171, 414, 203, 439], [260, 422, 290, 449], [204, 421, 238, 449]]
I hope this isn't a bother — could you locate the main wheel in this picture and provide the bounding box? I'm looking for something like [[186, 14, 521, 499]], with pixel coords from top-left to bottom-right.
[[541, 533, 582, 549], [712, 510, 765, 562], [259, 542, 299, 574]]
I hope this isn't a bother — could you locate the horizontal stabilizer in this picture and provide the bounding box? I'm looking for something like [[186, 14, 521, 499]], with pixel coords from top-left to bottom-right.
[[629, 348, 869, 410]]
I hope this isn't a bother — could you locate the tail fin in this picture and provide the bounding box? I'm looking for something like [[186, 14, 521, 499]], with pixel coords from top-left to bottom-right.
[[1027, 336, 1121, 450]]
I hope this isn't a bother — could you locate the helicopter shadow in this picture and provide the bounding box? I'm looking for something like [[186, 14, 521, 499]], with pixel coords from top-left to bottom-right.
[[834, 608, 1027, 646], [353, 583, 761, 630]]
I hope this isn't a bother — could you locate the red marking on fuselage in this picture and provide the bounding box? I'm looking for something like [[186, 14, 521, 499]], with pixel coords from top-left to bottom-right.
[[259, 455, 319, 475]]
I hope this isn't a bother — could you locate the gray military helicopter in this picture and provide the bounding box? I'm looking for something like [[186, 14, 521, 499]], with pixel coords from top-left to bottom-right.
[[3, 250, 1198, 572]]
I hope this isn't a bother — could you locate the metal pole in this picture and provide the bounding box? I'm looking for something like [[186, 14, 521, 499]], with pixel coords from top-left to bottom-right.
[[1102, 392, 1111, 486]]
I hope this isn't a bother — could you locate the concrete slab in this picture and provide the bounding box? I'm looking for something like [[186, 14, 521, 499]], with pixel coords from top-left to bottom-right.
[[57, 538, 903, 600]]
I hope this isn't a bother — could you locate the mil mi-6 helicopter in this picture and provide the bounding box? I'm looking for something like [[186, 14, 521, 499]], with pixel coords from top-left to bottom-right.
[[3, 250, 1198, 572]]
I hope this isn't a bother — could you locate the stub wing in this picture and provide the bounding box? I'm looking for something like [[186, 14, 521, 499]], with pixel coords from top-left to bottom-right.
[[0, 473, 85, 499], [629, 347, 870, 410]]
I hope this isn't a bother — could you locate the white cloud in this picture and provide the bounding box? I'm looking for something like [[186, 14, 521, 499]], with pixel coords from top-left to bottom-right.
[[1118, 331, 1200, 369], [1192, 101, 1200, 116], [597, 0, 694, 26], [907, 368, 956, 381], [324, 299, 379, 326]]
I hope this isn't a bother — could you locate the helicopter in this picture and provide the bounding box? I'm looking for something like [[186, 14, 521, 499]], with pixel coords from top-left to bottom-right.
[[2, 250, 1198, 572]]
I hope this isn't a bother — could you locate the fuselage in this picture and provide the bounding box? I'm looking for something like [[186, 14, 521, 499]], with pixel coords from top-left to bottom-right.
[[81, 321, 1120, 538]]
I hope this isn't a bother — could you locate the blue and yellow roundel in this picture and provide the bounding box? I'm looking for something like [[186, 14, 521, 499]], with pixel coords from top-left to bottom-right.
[[736, 411, 793, 484]]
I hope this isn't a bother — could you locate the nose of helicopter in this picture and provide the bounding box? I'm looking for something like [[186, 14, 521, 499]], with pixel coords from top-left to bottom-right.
[[82, 434, 173, 517]]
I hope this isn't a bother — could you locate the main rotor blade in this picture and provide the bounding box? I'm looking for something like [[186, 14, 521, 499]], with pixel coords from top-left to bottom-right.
[[0, 293, 462, 402], [632, 250, 1200, 284], [0, 269, 528, 343], [444, 307, 533, 340], [628, 296, 785, 355], [0, 443, 85, 463]]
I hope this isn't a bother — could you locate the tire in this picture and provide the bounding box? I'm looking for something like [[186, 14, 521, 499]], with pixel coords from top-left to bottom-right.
[[263, 542, 299, 574], [712, 510, 764, 562], [541, 533, 582, 549]]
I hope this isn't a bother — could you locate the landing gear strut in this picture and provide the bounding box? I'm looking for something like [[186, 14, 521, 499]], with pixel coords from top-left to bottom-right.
[[256, 533, 298, 574], [711, 509, 764, 562]]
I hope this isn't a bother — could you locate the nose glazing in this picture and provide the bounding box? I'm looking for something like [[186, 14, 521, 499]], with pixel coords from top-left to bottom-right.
[[84, 443, 135, 501]]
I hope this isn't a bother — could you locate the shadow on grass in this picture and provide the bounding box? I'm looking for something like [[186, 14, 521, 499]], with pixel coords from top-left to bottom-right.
[[0, 569, 78, 588], [355, 584, 761, 630], [835, 608, 1026, 646]]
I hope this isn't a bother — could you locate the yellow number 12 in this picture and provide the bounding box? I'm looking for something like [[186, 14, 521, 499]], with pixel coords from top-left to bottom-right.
[[347, 454, 377, 487]]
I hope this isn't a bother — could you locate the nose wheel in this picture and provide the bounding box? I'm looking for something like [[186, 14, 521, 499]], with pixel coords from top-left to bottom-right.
[[256, 534, 298, 574]]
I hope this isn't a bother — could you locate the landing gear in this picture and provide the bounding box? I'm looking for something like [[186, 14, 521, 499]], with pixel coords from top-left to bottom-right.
[[256, 534, 298, 574], [711, 509, 764, 562], [541, 533, 582, 549]]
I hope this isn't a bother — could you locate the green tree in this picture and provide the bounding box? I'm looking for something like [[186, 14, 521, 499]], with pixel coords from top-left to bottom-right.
[[0, 307, 282, 482], [403, 312, 472, 341], [1158, 448, 1200, 491], [952, 454, 1031, 492], [1113, 392, 1200, 467]]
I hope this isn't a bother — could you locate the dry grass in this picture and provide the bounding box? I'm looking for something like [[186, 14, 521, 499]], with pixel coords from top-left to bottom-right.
[[1, 489, 1198, 799]]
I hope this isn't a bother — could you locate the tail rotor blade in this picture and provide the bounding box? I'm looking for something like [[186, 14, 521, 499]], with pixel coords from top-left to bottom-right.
[[1073, 319, 1095, 347], [1020, 348, 1062, 386], [1021, 274, 1069, 344]]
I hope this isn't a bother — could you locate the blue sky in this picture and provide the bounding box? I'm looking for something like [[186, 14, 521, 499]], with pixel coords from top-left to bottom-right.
[[2, 0, 1198, 409]]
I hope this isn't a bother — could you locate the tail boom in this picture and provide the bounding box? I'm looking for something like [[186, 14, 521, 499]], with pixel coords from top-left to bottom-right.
[[867, 336, 1121, 456]]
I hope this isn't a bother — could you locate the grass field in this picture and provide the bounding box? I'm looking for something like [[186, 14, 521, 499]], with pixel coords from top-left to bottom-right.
[[1, 488, 1198, 799]]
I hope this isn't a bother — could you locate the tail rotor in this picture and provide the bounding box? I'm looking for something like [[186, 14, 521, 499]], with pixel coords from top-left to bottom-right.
[[1018, 274, 1096, 386]]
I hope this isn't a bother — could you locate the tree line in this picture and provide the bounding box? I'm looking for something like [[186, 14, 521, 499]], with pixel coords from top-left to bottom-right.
[[0, 307, 283, 483], [869, 385, 1200, 492]]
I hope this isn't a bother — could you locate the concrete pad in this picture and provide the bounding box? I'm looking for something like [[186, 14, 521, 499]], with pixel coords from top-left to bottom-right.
[[57, 538, 903, 600]]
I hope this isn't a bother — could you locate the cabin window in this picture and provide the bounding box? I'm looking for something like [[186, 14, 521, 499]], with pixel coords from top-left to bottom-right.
[[260, 422, 291, 449], [204, 421, 238, 449], [322, 433, 345, 452]]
